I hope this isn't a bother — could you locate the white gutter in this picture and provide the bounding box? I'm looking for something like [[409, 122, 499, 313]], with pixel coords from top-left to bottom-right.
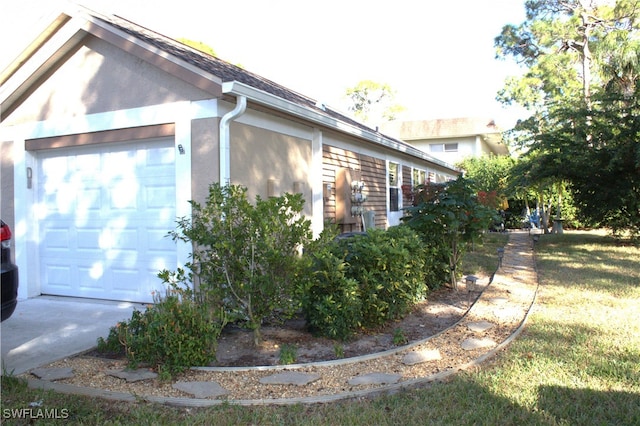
[[219, 95, 247, 184], [222, 81, 459, 173]]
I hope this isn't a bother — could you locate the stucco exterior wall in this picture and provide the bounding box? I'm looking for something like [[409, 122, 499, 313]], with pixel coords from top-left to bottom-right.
[[1, 140, 15, 231], [410, 136, 476, 164], [410, 135, 503, 164], [190, 117, 220, 205], [3, 35, 213, 126], [230, 122, 312, 216]]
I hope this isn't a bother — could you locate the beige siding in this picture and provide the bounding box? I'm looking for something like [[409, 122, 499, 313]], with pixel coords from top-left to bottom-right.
[[322, 145, 387, 231], [402, 165, 413, 209], [360, 153, 387, 229]]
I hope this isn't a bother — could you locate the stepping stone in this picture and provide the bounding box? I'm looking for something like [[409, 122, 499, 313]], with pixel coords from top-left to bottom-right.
[[461, 337, 497, 351], [30, 367, 74, 381], [106, 368, 157, 382], [402, 349, 442, 365], [173, 381, 230, 398], [259, 371, 320, 386], [466, 320, 495, 333], [348, 373, 402, 386]]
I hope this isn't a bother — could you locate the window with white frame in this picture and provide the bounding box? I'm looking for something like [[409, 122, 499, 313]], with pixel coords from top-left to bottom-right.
[[430, 143, 458, 153], [388, 161, 399, 211], [412, 168, 426, 186]]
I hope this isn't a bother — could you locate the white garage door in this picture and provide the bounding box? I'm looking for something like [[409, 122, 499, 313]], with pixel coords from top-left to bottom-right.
[[37, 138, 177, 303]]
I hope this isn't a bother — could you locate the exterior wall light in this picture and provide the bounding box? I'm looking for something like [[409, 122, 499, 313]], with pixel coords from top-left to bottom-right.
[[497, 247, 505, 268], [466, 275, 479, 307]]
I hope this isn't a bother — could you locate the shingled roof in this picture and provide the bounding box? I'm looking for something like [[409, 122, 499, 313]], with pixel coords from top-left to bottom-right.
[[1, 5, 458, 171], [97, 12, 378, 135]]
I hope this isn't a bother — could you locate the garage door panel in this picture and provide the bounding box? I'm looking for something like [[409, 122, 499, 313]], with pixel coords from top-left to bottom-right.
[[78, 262, 105, 289], [38, 138, 177, 303], [41, 227, 71, 250], [43, 264, 73, 290], [76, 228, 102, 252], [145, 182, 175, 207], [111, 268, 145, 293], [146, 228, 174, 253], [109, 181, 140, 211]]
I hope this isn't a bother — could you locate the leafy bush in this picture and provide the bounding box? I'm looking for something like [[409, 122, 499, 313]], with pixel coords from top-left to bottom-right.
[[97, 286, 224, 378], [161, 183, 312, 346], [301, 243, 362, 341], [301, 225, 429, 339], [335, 226, 427, 328], [403, 176, 498, 288]]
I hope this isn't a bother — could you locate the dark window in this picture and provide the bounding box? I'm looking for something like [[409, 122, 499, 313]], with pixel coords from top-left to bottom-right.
[[390, 187, 399, 212]]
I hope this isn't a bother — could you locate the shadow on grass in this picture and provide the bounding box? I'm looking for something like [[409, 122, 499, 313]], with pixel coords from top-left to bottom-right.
[[356, 378, 553, 425], [517, 318, 640, 383], [536, 234, 639, 296], [538, 385, 640, 426]]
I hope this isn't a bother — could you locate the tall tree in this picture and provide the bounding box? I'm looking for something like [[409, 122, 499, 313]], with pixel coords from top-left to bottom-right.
[[496, 0, 640, 238], [345, 80, 405, 127], [496, 0, 640, 124]]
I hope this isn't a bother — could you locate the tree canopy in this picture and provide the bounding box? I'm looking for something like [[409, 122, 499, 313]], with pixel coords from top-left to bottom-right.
[[495, 0, 640, 239], [177, 38, 217, 57], [345, 80, 405, 127]]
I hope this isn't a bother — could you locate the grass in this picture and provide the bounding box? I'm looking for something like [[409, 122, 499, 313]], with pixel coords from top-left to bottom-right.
[[461, 232, 509, 277], [278, 344, 298, 365], [1, 230, 638, 425]]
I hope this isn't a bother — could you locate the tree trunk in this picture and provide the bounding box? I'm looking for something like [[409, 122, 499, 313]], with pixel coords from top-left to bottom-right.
[[449, 238, 458, 290]]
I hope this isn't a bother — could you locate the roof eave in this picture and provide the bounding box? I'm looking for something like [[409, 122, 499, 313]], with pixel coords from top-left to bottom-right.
[[0, 12, 72, 86], [223, 81, 459, 173], [0, 14, 88, 120], [1, 9, 224, 119]]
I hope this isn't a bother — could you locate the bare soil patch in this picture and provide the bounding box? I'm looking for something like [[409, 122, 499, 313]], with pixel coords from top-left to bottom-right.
[[84, 284, 475, 367], [214, 285, 471, 367]]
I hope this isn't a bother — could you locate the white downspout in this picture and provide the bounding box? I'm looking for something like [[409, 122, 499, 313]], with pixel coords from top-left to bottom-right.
[[219, 95, 247, 184]]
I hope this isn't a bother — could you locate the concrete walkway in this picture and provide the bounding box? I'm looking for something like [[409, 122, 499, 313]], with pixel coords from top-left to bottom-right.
[[19, 231, 538, 405], [1, 296, 141, 375]]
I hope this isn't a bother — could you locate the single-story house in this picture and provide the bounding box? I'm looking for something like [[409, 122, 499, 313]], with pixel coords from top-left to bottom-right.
[[381, 117, 509, 164], [0, 5, 459, 304]]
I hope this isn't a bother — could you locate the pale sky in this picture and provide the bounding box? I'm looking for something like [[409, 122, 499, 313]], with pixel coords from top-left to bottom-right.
[[1, 0, 528, 128]]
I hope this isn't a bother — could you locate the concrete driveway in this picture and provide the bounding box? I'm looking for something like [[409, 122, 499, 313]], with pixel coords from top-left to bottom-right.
[[1, 296, 142, 375]]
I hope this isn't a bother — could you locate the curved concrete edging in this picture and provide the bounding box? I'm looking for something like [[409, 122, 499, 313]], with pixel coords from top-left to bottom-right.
[[192, 284, 487, 373], [27, 232, 540, 406]]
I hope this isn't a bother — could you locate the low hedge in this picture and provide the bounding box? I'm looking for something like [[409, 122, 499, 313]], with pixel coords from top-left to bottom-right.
[[301, 225, 430, 340]]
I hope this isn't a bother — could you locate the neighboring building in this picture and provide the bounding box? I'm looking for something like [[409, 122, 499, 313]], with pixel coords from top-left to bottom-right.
[[0, 5, 459, 303], [381, 117, 509, 165]]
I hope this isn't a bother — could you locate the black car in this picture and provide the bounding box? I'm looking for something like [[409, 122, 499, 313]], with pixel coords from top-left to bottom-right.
[[1, 220, 19, 321]]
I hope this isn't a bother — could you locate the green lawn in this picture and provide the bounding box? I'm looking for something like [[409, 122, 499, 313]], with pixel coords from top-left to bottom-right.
[[2, 231, 638, 425]]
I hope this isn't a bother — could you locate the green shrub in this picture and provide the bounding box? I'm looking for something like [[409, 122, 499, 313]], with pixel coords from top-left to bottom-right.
[[418, 233, 451, 291], [335, 226, 427, 328], [301, 246, 362, 341], [403, 177, 498, 288], [392, 328, 408, 346], [97, 286, 224, 378], [333, 343, 345, 358], [301, 225, 429, 339], [161, 183, 312, 347]]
